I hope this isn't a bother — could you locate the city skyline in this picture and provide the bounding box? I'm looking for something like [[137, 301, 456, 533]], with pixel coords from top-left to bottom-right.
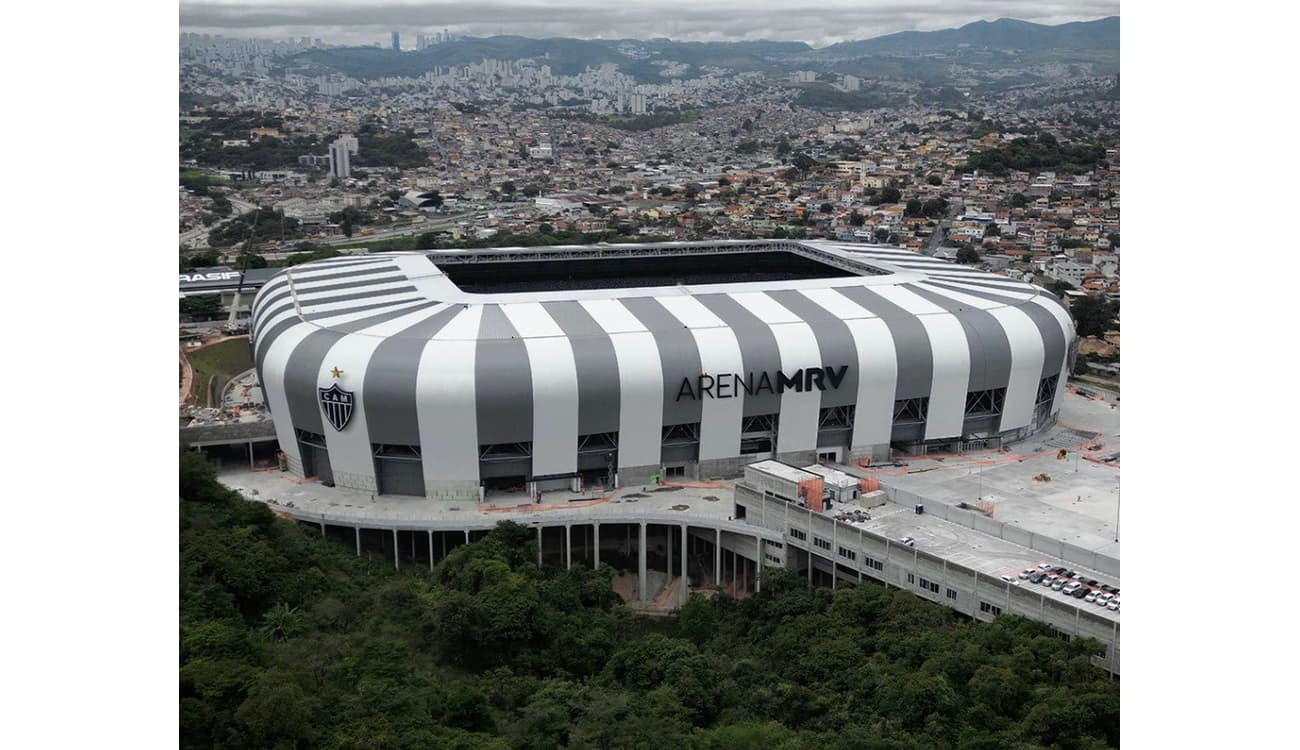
[[179, 0, 1119, 48]]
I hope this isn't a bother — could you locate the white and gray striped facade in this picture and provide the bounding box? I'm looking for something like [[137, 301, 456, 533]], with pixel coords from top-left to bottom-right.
[[249, 241, 1076, 500]]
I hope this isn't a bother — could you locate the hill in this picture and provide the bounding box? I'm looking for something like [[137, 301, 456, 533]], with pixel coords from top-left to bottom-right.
[[819, 16, 1119, 57], [180, 449, 1119, 748], [280, 17, 1118, 82]]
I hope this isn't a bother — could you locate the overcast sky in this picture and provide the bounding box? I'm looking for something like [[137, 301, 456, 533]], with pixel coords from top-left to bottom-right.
[[179, 0, 1119, 48]]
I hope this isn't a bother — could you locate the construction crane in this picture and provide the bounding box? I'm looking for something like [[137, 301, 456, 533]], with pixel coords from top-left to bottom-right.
[[224, 202, 260, 335]]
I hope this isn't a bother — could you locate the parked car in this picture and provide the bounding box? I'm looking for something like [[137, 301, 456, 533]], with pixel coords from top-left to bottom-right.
[[1051, 579, 1066, 591], [1029, 572, 1045, 584], [1083, 578, 1099, 586], [1107, 600, 1119, 611], [899, 536, 915, 546], [1052, 566, 1068, 574], [1041, 574, 1057, 586], [1085, 591, 1099, 603], [1096, 593, 1113, 606], [1019, 568, 1036, 579], [1000, 574, 1020, 585], [1037, 563, 1053, 570], [1071, 587, 1089, 599], [1100, 584, 1116, 594]]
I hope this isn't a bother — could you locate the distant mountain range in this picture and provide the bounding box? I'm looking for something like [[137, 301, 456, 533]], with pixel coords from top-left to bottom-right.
[[816, 16, 1118, 57], [279, 16, 1118, 84]]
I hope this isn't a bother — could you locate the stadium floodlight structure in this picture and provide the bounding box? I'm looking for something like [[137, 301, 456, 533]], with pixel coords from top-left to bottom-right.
[[249, 240, 1075, 500]]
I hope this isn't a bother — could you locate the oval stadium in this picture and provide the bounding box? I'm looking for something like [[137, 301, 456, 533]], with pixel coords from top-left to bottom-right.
[[249, 240, 1076, 500]]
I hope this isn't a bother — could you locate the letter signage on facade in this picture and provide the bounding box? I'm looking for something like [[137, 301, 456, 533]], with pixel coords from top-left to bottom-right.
[[674, 366, 850, 401]]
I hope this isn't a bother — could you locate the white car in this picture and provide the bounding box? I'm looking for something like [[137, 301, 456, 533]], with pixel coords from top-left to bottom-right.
[[1063, 581, 1081, 594], [1000, 575, 1020, 586], [1106, 599, 1119, 611], [899, 536, 915, 546], [1051, 579, 1066, 591], [1084, 591, 1099, 603], [1037, 563, 1053, 570], [1096, 593, 1113, 606], [1019, 568, 1036, 579], [1041, 574, 1057, 587]]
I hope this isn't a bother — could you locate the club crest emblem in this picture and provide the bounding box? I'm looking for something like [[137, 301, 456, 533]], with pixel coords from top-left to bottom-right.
[[318, 383, 355, 431]]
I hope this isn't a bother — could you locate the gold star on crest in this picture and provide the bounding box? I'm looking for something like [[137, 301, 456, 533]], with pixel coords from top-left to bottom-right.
[[329, 367, 343, 379]]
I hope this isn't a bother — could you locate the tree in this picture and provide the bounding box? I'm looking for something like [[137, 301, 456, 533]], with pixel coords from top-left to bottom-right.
[[927, 174, 943, 186], [1070, 295, 1117, 338], [984, 223, 1001, 237], [956, 245, 981, 265], [1010, 192, 1029, 208], [879, 186, 901, 204], [260, 602, 305, 641], [820, 202, 833, 214], [500, 181, 517, 198], [922, 197, 950, 218], [904, 198, 923, 217], [849, 210, 865, 227], [873, 228, 890, 244], [1049, 279, 1075, 296]]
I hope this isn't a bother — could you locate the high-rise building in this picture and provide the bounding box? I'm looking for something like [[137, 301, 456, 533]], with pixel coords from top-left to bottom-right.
[[329, 138, 352, 179], [391, 32, 400, 51]]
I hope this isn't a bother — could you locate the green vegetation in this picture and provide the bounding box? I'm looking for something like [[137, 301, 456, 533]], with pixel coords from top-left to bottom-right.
[[181, 170, 230, 196], [356, 132, 429, 168], [1070, 295, 1119, 338], [181, 450, 1119, 750], [180, 295, 223, 318], [210, 209, 303, 248], [603, 111, 700, 131], [964, 133, 1107, 176], [185, 339, 253, 407], [791, 83, 896, 111]]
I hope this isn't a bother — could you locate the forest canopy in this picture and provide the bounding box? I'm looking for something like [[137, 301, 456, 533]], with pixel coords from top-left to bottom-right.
[[180, 450, 1119, 749]]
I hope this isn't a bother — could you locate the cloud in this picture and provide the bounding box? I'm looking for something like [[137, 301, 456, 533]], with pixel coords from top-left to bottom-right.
[[179, 0, 1119, 47]]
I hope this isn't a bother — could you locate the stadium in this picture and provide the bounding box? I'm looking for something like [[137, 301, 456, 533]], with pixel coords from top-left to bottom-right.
[[249, 240, 1076, 500]]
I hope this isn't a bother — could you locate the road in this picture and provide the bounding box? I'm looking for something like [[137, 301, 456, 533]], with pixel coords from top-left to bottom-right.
[[179, 196, 257, 250], [923, 198, 963, 256], [314, 210, 486, 247]]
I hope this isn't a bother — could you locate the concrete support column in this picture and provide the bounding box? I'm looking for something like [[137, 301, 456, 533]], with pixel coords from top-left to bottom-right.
[[679, 524, 689, 605], [536, 526, 543, 566], [756, 536, 764, 593], [638, 522, 648, 607], [714, 528, 722, 586], [565, 524, 572, 570], [354, 526, 361, 557], [319, 520, 326, 536], [667, 523, 673, 580], [857, 527, 864, 583], [464, 529, 470, 544], [392, 529, 400, 571], [248, 441, 254, 469], [428, 530, 434, 572], [593, 523, 601, 569]]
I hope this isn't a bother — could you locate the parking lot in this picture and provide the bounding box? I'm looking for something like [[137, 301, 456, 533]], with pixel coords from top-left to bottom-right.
[[835, 491, 1120, 622]]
